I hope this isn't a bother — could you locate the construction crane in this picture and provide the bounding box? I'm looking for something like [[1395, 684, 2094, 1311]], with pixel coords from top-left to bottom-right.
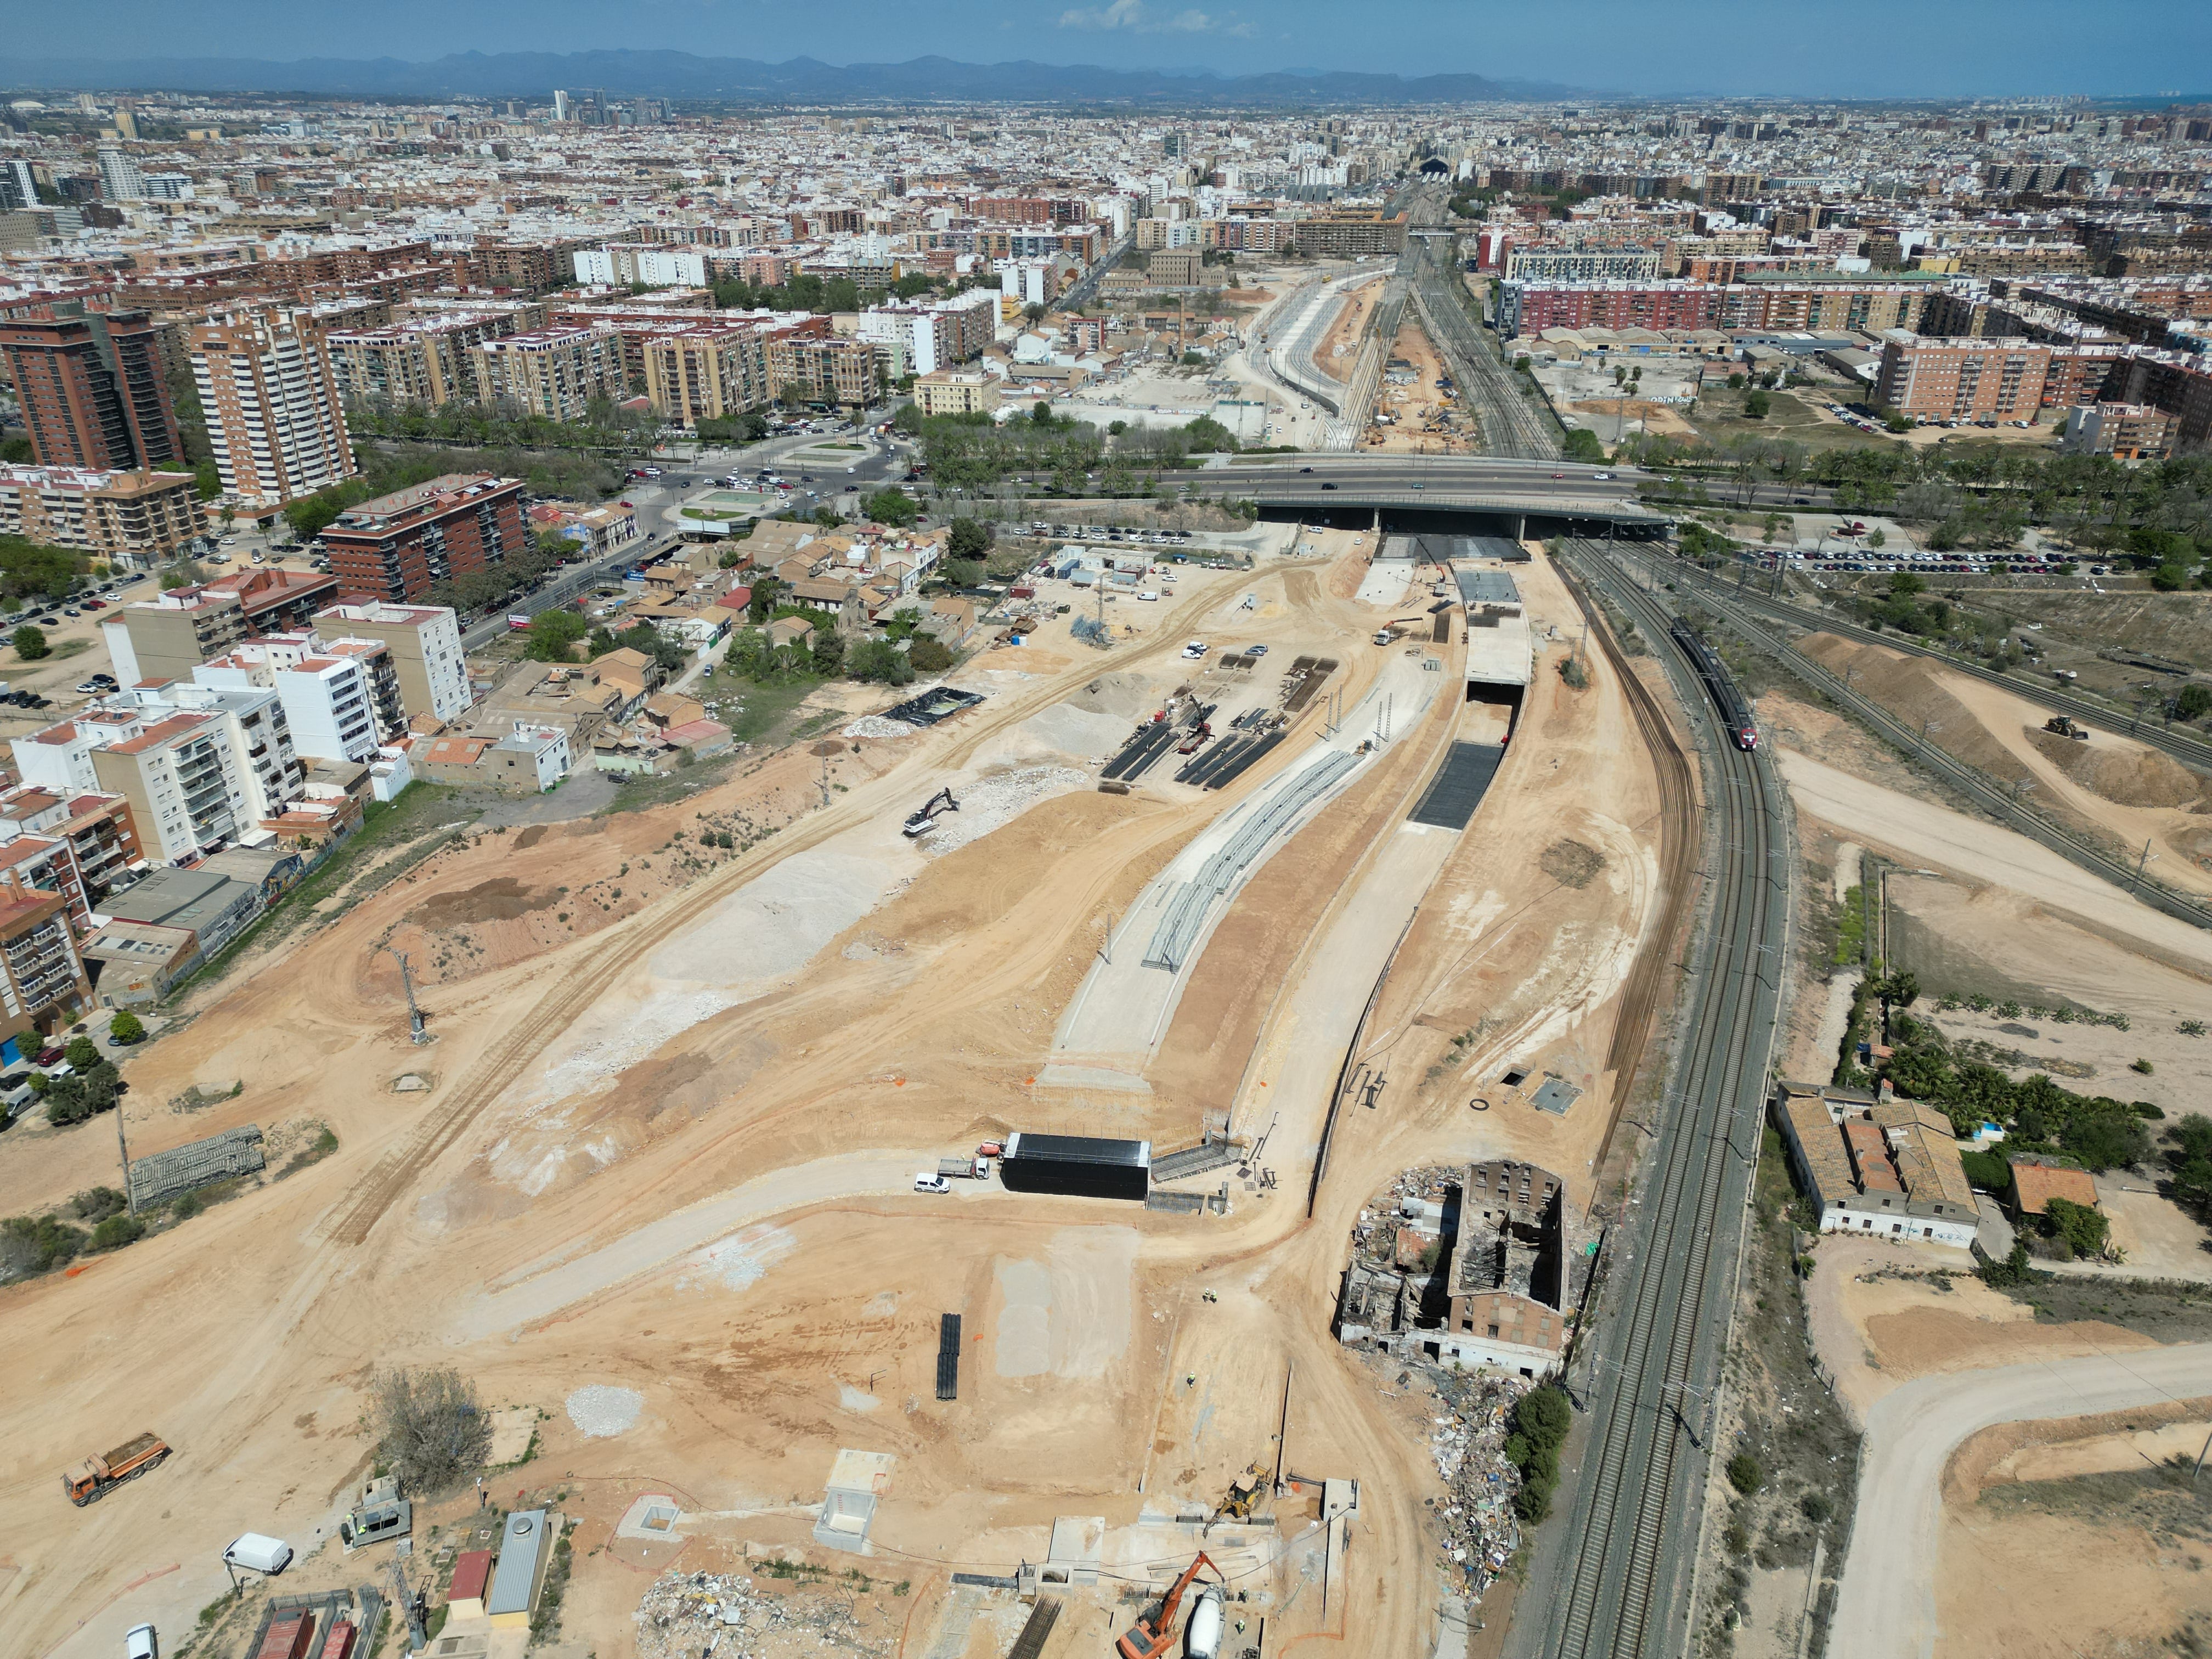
[[1115, 1551, 1224, 1659]]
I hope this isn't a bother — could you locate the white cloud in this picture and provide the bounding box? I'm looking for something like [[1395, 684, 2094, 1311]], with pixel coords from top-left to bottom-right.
[[1057, 0, 1249, 32]]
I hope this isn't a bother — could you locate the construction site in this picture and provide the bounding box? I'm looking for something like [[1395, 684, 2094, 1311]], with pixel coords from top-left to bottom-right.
[[0, 503, 1703, 1659], [25, 472, 2207, 1659]]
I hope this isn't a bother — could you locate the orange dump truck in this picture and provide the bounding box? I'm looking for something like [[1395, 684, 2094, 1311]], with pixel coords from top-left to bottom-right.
[[60, 1432, 171, 1506]]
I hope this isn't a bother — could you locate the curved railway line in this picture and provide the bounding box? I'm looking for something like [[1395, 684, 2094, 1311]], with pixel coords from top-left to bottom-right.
[[1539, 542, 1790, 1659], [1658, 566, 2212, 931], [1671, 563, 2212, 776]]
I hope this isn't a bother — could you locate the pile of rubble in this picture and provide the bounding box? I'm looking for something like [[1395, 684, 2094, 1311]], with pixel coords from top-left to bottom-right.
[[1424, 1370, 1533, 1602], [633, 1568, 893, 1659], [1348, 1166, 1459, 1272]]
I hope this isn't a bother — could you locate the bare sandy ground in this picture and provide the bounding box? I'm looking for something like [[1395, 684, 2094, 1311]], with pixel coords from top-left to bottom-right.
[[0, 537, 1674, 1659], [1775, 747, 2212, 977]]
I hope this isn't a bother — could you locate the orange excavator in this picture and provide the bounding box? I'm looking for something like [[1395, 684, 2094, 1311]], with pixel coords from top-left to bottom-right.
[[1115, 1551, 1225, 1659]]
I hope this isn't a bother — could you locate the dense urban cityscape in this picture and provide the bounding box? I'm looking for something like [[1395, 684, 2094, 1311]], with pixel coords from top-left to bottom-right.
[[0, 43, 2209, 1659]]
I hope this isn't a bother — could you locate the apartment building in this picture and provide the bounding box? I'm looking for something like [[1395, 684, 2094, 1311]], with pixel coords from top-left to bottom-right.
[[912, 369, 999, 416], [469, 326, 627, 420], [1504, 246, 1662, 283], [0, 876, 93, 1052], [573, 245, 709, 287], [327, 311, 522, 408], [103, 586, 250, 688], [765, 331, 881, 409], [0, 305, 179, 470], [14, 686, 303, 861], [2062, 400, 2177, 459], [1874, 335, 2055, 421], [190, 309, 356, 508], [312, 601, 472, 724], [1288, 212, 1409, 258], [0, 785, 143, 929], [319, 473, 527, 604], [194, 632, 404, 763], [641, 324, 767, 426], [0, 464, 200, 563]]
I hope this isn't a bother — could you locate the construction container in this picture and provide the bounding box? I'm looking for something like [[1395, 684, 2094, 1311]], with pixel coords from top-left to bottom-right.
[[255, 1610, 316, 1659], [998, 1132, 1150, 1202], [319, 1622, 357, 1659]]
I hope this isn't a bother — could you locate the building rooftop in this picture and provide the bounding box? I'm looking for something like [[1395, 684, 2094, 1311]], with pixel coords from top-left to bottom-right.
[[2010, 1156, 2100, 1216]]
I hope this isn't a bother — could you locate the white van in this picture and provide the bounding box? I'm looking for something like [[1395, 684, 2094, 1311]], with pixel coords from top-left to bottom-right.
[[223, 1534, 292, 1576], [125, 1627, 157, 1659]]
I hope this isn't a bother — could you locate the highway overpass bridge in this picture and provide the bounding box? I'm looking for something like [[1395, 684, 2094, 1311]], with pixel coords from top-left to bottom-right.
[[1190, 457, 1672, 539]]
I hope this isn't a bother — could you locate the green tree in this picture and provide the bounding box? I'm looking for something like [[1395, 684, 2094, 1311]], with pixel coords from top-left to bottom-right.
[[2043, 1196, 2109, 1260], [63, 1035, 100, 1070], [524, 610, 588, 662], [1867, 527, 1887, 550], [1726, 1453, 1764, 1494], [2176, 684, 2212, 722], [909, 634, 953, 673], [1561, 428, 1606, 464], [10, 625, 48, 660], [1743, 391, 1771, 420], [109, 1010, 145, 1045], [863, 488, 921, 528], [946, 517, 993, 562]]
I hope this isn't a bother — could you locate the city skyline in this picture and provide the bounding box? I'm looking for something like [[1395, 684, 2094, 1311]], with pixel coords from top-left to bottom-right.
[[1, 1, 2209, 100]]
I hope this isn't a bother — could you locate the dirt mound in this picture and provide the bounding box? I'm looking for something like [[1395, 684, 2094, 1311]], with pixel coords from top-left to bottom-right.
[[1799, 635, 2035, 783], [1069, 671, 1159, 720], [405, 876, 558, 928], [514, 825, 550, 850], [2025, 727, 2209, 810]]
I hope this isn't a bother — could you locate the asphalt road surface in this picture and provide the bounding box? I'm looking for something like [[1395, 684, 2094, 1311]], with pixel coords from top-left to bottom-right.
[[1829, 1343, 2212, 1659]]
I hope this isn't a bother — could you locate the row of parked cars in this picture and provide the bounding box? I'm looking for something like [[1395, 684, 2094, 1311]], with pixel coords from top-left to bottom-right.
[[1029, 522, 1194, 546]]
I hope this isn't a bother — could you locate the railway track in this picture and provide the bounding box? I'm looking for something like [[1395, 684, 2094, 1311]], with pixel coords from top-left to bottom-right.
[[1669, 562, 2212, 776], [1655, 563, 2212, 931], [1542, 543, 1788, 1659]]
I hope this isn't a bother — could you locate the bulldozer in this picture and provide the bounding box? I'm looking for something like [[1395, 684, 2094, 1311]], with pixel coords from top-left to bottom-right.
[[2042, 714, 2091, 741], [1204, 1463, 1269, 1531], [1115, 1551, 1223, 1659]]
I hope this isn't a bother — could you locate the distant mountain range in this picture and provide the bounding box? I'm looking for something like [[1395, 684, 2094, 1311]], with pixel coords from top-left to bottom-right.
[[0, 49, 1579, 106]]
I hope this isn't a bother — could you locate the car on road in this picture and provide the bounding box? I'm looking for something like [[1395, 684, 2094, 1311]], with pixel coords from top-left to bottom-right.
[[1300, 466, 1313, 473], [1592, 472, 1612, 481], [1245, 644, 1268, 656], [913, 1173, 951, 1195], [1320, 481, 1338, 490], [1551, 472, 1565, 479]]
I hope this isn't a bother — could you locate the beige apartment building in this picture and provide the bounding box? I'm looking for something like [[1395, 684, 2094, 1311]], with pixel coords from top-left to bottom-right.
[[0, 464, 201, 562], [912, 369, 1000, 416], [1874, 335, 2055, 422], [469, 326, 627, 420], [102, 586, 249, 687], [765, 333, 881, 409], [190, 309, 357, 508], [641, 324, 766, 426], [328, 310, 522, 408]]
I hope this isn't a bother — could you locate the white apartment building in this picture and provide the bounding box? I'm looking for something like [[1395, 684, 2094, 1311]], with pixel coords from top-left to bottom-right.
[[193, 631, 404, 764], [96, 144, 146, 202], [191, 309, 357, 509], [12, 687, 304, 861], [573, 245, 710, 287], [312, 601, 472, 724]]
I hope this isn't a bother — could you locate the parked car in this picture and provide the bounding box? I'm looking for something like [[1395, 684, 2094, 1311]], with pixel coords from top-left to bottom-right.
[[125, 1626, 158, 1659], [33, 1045, 65, 1067], [913, 1173, 951, 1195]]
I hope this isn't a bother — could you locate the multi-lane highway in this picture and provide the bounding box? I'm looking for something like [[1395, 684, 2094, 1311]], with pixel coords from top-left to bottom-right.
[[1524, 543, 1788, 1659]]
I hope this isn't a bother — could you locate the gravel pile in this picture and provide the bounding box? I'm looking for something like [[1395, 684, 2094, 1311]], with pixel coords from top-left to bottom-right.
[[566, 1384, 644, 1438], [919, 767, 1089, 855], [1018, 702, 1132, 761], [843, 716, 913, 740], [634, 1568, 891, 1659]]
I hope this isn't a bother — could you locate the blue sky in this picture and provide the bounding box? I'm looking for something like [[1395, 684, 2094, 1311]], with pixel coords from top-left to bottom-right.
[[4, 0, 2208, 98]]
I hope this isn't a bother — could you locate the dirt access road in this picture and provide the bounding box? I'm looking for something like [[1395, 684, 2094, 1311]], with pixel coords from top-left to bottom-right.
[[1828, 1343, 2212, 1659], [0, 541, 1677, 1659]]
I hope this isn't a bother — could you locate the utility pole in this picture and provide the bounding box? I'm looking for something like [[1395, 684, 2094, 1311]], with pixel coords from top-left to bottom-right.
[[2132, 837, 2157, 893], [820, 752, 832, 809]]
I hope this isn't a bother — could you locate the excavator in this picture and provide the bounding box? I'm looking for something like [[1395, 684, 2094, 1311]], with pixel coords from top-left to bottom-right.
[[1204, 1463, 1269, 1531], [1115, 1551, 1226, 1659], [902, 787, 960, 837]]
